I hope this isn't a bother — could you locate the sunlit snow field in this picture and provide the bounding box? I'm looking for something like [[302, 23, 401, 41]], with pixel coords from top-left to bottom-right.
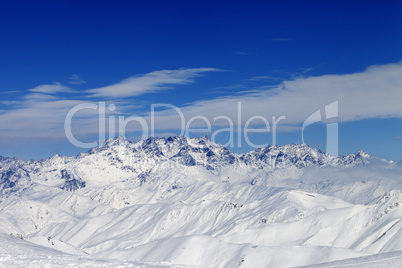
[[1, 136, 402, 267]]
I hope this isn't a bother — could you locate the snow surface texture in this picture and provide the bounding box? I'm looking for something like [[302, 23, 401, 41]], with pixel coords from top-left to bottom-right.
[[1, 136, 402, 267]]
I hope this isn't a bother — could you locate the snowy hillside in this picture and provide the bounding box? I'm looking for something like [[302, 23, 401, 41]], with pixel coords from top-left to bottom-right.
[[1, 136, 402, 267]]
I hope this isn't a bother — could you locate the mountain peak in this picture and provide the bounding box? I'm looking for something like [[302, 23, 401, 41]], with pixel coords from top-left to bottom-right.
[[100, 135, 129, 148], [114, 135, 128, 142], [355, 150, 370, 158]]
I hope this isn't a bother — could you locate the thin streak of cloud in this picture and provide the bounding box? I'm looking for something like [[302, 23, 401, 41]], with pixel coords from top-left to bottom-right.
[[215, 84, 248, 90], [29, 82, 71, 94], [208, 84, 248, 95], [68, 74, 87, 85], [87, 68, 220, 98], [0, 91, 21, 94], [233, 51, 249, 55], [1, 100, 21, 106], [24, 93, 59, 101], [290, 68, 314, 79], [248, 75, 283, 81]]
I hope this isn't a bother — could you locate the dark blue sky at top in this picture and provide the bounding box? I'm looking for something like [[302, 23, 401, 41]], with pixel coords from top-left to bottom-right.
[[0, 0, 401, 160], [2, 0, 401, 92]]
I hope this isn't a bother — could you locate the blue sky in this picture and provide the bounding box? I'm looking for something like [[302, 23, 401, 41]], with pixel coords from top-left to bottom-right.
[[0, 0, 401, 161]]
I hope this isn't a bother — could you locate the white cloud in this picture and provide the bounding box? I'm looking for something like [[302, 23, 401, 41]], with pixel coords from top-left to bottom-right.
[[0, 63, 401, 142], [24, 93, 59, 101], [289, 68, 313, 79], [29, 82, 71, 94], [215, 84, 248, 91], [0, 98, 99, 138], [87, 68, 220, 98], [0, 68, 220, 140], [68, 74, 87, 85], [142, 62, 402, 132]]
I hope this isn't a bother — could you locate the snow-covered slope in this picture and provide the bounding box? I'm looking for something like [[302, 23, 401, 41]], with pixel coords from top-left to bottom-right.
[[0, 136, 401, 267], [300, 249, 402, 268]]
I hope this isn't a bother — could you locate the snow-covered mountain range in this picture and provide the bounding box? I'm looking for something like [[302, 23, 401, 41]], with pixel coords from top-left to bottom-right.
[[1, 136, 402, 267]]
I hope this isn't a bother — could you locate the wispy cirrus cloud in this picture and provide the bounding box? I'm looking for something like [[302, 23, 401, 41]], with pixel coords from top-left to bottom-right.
[[0, 98, 98, 137], [248, 75, 283, 81], [29, 82, 71, 94], [68, 74, 87, 85], [233, 51, 249, 55], [1, 63, 401, 143], [0, 68, 219, 140], [24, 93, 59, 101], [141, 62, 402, 132], [87, 68, 220, 98], [215, 84, 248, 91]]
